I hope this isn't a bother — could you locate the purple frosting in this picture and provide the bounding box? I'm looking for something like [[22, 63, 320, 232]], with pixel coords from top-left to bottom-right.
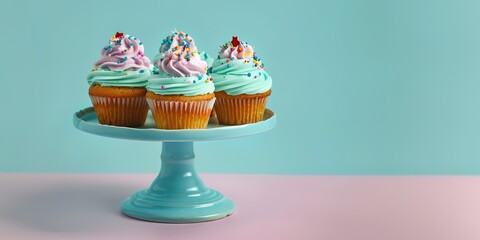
[[95, 33, 151, 71], [156, 31, 207, 77]]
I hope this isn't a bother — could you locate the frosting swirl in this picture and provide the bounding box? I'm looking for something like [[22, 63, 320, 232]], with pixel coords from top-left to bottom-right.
[[148, 31, 214, 96], [87, 68, 151, 87], [210, 36, 272, 95], [218, 36, 255, 60], [95, 32, 151, 71], [153, 51, 213, 74], [153, 31, 207, 77], [88, 32, 152, 87], [147, 72, 214, 96]]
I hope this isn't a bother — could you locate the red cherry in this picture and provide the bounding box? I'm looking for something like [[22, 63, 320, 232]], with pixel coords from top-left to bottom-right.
[[231, 36, 240, 47], [115, 32, 124, 39]]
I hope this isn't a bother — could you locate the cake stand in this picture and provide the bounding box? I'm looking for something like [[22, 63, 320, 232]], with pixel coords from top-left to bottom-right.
[[73, 107, 276, 223]]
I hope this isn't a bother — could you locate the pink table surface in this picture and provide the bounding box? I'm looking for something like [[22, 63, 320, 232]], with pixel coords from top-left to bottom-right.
[[1, 174, 480, 240]]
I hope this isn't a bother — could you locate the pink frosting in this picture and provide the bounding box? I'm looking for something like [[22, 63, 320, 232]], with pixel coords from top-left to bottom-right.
[[156, 31, 207, 77], [219, 36, 255, 60], [95, 32, 151, 71]]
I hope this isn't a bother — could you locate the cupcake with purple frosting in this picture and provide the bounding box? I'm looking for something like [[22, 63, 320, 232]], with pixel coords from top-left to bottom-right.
[[146, 30, 215, 129], [87, 32, 152, 127]]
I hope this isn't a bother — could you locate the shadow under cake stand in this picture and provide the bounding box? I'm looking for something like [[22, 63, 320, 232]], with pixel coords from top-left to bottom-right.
[[73, 107, 276, 223]]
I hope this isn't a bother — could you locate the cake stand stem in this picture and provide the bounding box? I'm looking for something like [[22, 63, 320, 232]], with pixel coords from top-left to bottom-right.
[[121, 141, 235, 223], [151, 142, 207, 194]]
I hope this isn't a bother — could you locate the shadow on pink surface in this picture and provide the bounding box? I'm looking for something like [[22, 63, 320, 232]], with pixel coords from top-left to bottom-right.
[[5, 180, 134, 233]]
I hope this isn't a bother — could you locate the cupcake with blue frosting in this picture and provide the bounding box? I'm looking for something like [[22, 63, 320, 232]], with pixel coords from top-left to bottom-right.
[[87, 32, 152, 127], [209, 36, 272, 125], [146, 31, 215, 129]]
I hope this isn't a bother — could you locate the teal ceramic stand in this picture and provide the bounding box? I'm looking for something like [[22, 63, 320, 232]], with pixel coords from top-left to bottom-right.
[[73, 107, 276, 223], [121, 142, 235, 222]]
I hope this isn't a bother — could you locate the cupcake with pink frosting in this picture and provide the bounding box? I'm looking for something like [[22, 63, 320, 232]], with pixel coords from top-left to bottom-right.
[[146, 30, 215, 129], [87, 32, 153, 127]]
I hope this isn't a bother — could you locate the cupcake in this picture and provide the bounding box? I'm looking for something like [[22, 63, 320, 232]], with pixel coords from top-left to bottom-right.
[[87, 32, 152, 127], [209, 36, 272, 125], [146, 31, 215, 129]]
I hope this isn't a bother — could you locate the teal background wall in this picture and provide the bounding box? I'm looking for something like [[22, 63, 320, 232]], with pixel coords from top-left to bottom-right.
[[1, 0, 479, 174]]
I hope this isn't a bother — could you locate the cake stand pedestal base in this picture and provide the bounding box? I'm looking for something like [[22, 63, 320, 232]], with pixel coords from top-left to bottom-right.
[[121, 142, 235, 223]]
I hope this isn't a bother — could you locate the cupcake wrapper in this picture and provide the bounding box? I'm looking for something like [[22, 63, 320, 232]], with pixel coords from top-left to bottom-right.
[[214, 96, 268, 125], [89, 95, 149, 127], [146, 98, 215, 129]]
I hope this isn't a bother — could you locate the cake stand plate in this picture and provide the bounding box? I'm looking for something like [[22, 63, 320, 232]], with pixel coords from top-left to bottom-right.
[[73, 107, 276, 223]]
